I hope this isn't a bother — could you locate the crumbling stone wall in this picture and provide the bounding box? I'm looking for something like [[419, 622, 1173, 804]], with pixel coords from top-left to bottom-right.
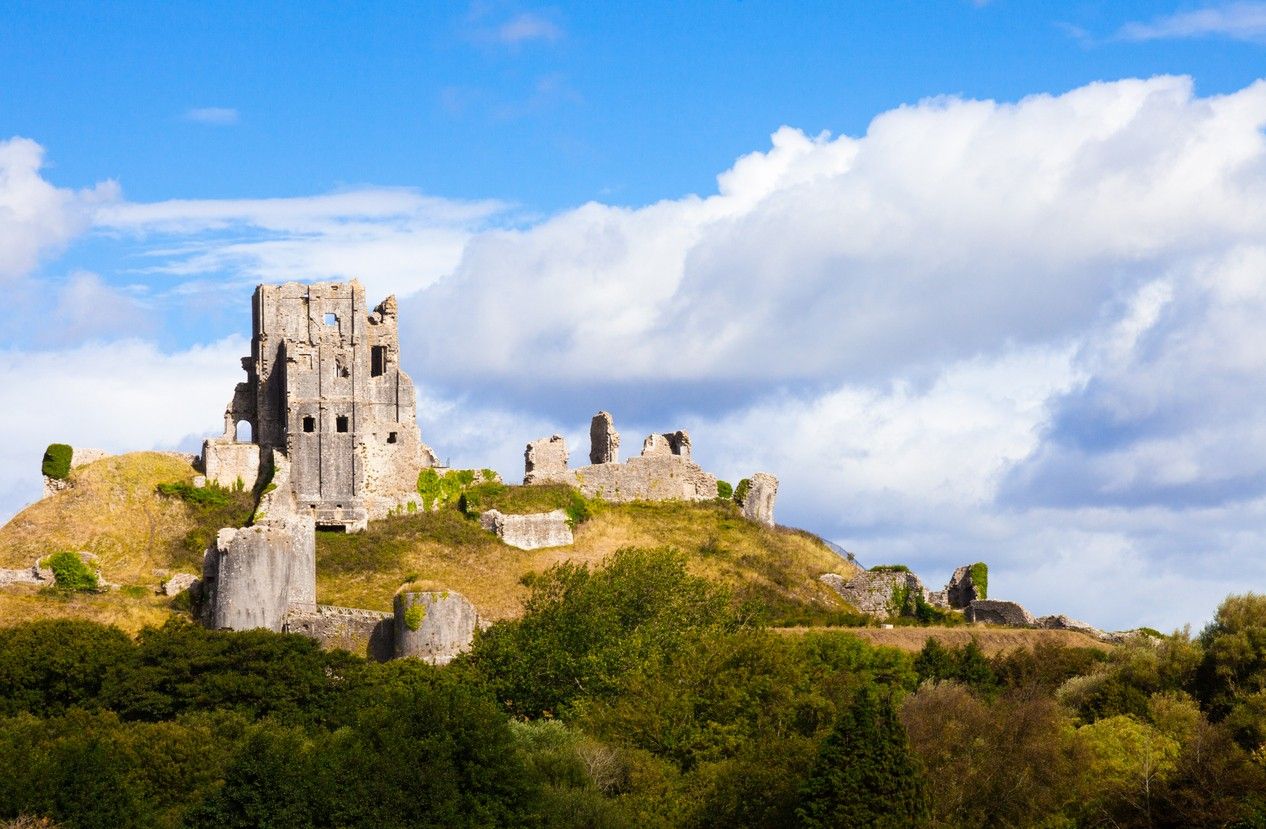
[[480, 509, 573, 550], [201, 515, 316, 632], [820, 569, 931, 617], [284, 604, 394, 661], [523, 414, 719, 504], [202, 441, 261, 490], [524, 435, 570, 484]]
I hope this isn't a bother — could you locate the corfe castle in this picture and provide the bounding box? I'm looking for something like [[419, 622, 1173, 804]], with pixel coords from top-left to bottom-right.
[[193, 281, 781, 661], [5, 280, 1115, 660]]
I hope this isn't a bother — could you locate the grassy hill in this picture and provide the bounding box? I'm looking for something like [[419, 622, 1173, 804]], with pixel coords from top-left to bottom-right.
[[0, 452, 863, 631]]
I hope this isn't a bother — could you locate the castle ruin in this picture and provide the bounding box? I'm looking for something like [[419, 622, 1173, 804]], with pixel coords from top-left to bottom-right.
[[202, 280, 437, 531]]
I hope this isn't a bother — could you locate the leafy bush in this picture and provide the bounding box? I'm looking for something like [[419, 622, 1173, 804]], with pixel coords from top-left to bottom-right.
[[403, 604, 426, 631], [41, 444, 73, 481], [715, 480, 733, 500], [968, 561, 988, 599], [417, 468, 476, 510], [733, 478, 751, 504], [157, 481, 229, 507], [470, 547, 737, 718], [46, 551, 98, 592], [871, 564, 911, 573]]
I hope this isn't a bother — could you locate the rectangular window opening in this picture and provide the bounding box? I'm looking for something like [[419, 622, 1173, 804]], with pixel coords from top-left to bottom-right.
[[387, 431, 398, 444], [324, 312, 337, 326], [302, 416, 315, 433], [336, 415, 349, 433], [371, 345, 387, 377]]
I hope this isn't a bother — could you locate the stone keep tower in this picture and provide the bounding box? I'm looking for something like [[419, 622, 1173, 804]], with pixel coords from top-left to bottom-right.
[[203, 280, 437, 531]]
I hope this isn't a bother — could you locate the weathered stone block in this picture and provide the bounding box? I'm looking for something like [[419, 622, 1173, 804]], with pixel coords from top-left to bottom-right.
[[203, 514, 315, 632], [393, 591, 478, 665], [161, 573, 198, 596], [589, 411, 620, 464], [739, 472, 778, 526], [944, 564, 985, 609], [524, 435, 569, 484], [480, 509, 574, 550], [967, 599, 1036, 627]]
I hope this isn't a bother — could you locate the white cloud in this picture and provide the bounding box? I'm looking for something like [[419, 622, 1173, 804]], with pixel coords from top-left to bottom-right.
[[406, 77, 1266, 389], [183, 107, 240, 126], [1118, 2, 1266, 42], [0, 137, 118, 281], [94, 188, 510, 301], [0, 337, 245, 521]]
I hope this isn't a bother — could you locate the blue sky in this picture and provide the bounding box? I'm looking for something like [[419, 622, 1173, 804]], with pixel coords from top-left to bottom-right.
[[4, 1, 1266, 630]]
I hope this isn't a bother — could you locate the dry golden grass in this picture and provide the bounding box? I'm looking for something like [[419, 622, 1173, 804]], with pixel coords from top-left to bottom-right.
[[316, 497, 862, 621], [0, 452, 202, 582], [1, 454, 864, 629], [774, 625, 1113, 654], [0, 584, 174, 634]]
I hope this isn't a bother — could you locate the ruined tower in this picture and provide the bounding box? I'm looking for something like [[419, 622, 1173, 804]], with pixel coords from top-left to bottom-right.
[[203, 280, 437, 531]]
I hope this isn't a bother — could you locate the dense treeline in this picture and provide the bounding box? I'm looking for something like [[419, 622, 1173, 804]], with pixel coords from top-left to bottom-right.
[[1, 547, 1265, 827]]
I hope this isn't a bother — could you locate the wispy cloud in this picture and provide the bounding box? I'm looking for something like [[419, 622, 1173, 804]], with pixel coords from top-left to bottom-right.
[[183, 107, 239, 126], [1117, 2, 1266, 42], [494, 11, 562, 44]]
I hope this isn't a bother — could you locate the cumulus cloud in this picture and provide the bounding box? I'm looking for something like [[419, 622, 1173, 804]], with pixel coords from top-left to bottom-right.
[[406, 77, 1266, 393], [1118, 2, 1266, 42], [183, 107, 240, 125], [0, 137, 118, 281]]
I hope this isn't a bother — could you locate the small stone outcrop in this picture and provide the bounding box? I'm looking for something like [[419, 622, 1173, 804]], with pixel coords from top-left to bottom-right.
[[524, 435, 570, 484], [393, 591, 479, 665], [160, 573, 198, 597], [739, 472, 778, 526], [589, 411, 620, 464], [41, 446, 112, 498], [1037, 614, 1107, 639], [967, 600, 1036, 627], [480, 509, 573, 550], [0, 559, 51, 588]]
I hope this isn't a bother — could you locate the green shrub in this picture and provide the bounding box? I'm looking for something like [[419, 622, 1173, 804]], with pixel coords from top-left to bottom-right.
[[968, 562, 988, 599], [403, 604, 426, 632], [46, 551, 98, 593], [156, 481, 230, 508], [734, 478, 751, 504], [716, 480, 733, 500], [41, 444, 73, 481], [417, 468, 477, 511], [871, 564, 911, 573]]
